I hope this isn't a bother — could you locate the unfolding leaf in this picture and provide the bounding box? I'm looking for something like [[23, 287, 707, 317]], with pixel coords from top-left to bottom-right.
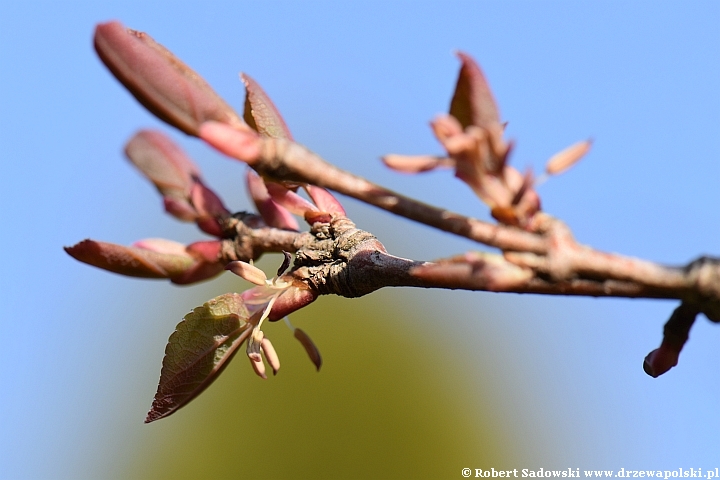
[[94, 21, 244, 136], [242, 73, 293, 140], [449, 52, 500, 129], [146, 293, 252, 423]]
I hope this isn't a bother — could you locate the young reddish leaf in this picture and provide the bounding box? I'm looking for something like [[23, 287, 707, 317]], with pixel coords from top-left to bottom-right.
[[94, 21, 245, 136], [242, 73, 293, 140], [449, 52, 500, 130], [146, 293, 252, 422], [125, 130, 199, 198], [64, 239, 194, 278]]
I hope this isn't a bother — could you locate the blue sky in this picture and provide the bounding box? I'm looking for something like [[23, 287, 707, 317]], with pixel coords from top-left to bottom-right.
[[1, 2, 719, 478]]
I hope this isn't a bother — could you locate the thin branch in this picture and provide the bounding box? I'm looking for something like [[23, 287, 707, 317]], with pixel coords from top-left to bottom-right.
[[251, 138, 547, 254]]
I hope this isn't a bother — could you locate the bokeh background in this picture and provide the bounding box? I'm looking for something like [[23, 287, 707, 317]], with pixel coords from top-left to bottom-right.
[[2, 1, 719, 478]]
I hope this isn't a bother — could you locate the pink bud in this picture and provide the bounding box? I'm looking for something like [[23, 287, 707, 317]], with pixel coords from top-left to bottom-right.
[[125, 130, 200, 196], [94, 21, 244, 136], [65, 239, 194, 278]]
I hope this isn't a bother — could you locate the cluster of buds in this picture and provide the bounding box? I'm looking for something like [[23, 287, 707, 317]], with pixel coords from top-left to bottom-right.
[[383, 52, 591, 229], [64, 129, 230, 285], [67, 21, 359, 422]]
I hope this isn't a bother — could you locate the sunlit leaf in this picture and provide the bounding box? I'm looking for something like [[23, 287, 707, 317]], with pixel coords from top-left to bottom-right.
[[146, 293, 252, 423], [242, 73, 293, 140], [449, 52, 500, 129]]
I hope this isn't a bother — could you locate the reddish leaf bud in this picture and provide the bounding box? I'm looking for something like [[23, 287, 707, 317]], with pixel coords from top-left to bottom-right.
[[94, 21, 245, 136], [449, 52, 501, 130], [125, 130, 199, 197], [65, 239, 194, 278]]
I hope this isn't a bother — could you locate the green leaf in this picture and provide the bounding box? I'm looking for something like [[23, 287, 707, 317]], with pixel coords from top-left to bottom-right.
[[146, 293, 251, 423]]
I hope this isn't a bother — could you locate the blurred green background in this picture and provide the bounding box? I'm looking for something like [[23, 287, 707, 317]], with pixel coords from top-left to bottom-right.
[[2, 1, 719, 479]]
